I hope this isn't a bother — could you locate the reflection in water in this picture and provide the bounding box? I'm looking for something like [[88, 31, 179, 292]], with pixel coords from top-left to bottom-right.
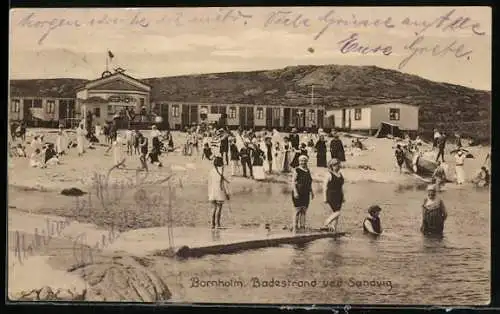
[[159, 181, 489, 305]]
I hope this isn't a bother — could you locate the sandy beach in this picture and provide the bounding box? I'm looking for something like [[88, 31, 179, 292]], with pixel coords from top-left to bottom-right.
[[7, 128, 491, 302]]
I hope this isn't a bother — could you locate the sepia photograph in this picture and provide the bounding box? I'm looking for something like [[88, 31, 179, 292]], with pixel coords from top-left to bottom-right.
[[7, 6, 491, 305]]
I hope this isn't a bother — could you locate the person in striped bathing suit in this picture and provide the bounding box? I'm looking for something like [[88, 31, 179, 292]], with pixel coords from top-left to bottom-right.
[[420, 184, 448, 237]]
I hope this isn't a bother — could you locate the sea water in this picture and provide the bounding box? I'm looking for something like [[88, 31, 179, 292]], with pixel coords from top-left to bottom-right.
[[156, 181, 490, 305]]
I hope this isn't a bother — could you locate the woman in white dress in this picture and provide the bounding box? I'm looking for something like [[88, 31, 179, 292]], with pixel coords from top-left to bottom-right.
[[56, 124, 68, 155], [208, 157, 230, 229], [273, 142, 281, 173], [454, 150, 466, 184], [76, 123, 87, 156]]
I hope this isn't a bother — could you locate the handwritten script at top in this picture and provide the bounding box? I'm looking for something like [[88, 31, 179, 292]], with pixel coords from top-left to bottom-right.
[[16, 8, 486, 69]]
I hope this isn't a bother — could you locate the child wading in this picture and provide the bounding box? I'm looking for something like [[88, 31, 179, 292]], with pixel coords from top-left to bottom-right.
[[363, 205, 383, 236], [208, 157, 230, 229]]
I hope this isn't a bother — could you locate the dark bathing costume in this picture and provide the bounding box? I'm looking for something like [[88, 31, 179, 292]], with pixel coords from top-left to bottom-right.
[[325, 171, 344, 212], [292, 167, 313, 209], [363, 215, 382, 234]]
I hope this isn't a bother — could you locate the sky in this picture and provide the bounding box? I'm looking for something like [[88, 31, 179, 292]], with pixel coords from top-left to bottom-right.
[[9, 7, 491, 90]]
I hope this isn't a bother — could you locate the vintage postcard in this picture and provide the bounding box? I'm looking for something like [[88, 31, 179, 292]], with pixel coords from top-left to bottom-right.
[[7, 7, 491, 305]]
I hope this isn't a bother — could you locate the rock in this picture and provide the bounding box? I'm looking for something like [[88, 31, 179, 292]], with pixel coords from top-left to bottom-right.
[[38, 286, 57, 300], [12, 289, 39, 301], [61, 187, 87, 196], [72, 255, 171, 302]]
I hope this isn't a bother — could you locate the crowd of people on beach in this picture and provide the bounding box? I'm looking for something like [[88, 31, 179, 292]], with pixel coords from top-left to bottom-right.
[[8, 118, 490, 238]]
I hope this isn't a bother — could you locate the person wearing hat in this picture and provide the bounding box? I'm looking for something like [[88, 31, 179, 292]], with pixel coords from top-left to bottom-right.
[[289, 128, 300, 150], [76, 123, 87, 156], [315, 135, 328, 168], [291, 155, 314, 232], [323, 158, 344, 231], [239, 142, 254, 178], [363, 205, 383, 236], [421, 184, 447, 237], [56, 124, 68, 155], [454, 149, 467, 184], [329, 132, 346, 162]]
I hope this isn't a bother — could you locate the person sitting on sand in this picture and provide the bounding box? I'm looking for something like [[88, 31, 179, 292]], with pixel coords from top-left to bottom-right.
[[208, 156, 230, 229], [363, 205, 383, 236], [202, 142, 213, 160], [472, 166, 490, 188], [15, 144, 27, 157], [291, 155, 314, 232], [30, 148, 45, 168], [44, 144, 60, 166], [421, 184, 447, 237], [432, 161, 447, 191]]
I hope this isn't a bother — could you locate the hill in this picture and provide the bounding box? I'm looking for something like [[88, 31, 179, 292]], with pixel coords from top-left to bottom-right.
[[9, 64, 491, 140]]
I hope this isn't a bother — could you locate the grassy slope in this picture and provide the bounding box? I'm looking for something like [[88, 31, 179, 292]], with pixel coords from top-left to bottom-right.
[[9, 64, 491, 139]]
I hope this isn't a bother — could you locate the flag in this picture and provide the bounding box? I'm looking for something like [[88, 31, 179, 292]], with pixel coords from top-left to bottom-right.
[[108, 50, 114, 59]]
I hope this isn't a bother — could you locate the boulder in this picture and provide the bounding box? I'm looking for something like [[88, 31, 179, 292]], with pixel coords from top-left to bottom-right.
[[71, 255, 171, 302]]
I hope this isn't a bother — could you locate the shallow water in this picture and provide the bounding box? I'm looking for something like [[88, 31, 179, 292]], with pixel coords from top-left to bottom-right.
[[9, 180, 490, 305], [155, 181, 490, 305]]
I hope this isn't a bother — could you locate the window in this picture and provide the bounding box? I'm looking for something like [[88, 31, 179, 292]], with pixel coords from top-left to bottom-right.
[[309, 109, 315, 122], [229, 107, 237, 119], [256, 107, 264, 119], [33, 99, 43, 108], [354, 108, 362, 120], [172, 105, 180, 117], [107, 105, 114, 114], [389, 108, 400, 121], [140, 98, 145, 107], [95, 107, 101, 118], [10, 99, 20, 112], [46, 100, 56, 113]]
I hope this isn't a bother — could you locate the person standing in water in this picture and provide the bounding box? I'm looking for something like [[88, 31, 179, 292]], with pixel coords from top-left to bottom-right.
[[363, 205, 383, 236], [208, 156, 230, 229], [421, 185, 447, 237], [323, 158, 344, 232], [432, 161, 447, 191], [291, 155, 314, 232]]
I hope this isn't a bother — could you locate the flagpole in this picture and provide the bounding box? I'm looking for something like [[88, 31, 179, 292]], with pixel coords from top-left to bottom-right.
[[106, 51, 109, 72]]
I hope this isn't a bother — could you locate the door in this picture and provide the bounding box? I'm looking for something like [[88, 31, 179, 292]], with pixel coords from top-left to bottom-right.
[[317, 109, 325, 128], [59, 100, 67, 120], [160, 103, 169, 129], [190, 105, 198, 125], [246, 107, 254, 128], [266, 108, 273, 129], [23, 99, 33, 121], [283, 108, 291, 129], [342, 109, 346, 128], [291, 109, 298, 127], [239, 106, 246, 127], [181, 104, 189, 128]]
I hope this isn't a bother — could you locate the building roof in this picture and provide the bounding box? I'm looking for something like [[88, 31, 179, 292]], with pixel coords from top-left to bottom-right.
[[76, 71, 151, 92], [328, 102, 419, 110], [9, 79, 86, 98]]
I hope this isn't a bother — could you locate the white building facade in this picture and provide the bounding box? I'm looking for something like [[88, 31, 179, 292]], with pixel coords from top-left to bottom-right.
[[326, 103, 419, 134]]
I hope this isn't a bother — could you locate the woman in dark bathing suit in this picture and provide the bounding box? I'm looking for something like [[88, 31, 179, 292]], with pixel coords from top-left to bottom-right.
[[323, 158, 344, 232], [421, 184, 447, 237]]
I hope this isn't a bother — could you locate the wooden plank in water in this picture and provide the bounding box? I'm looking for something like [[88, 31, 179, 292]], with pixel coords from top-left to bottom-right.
[[171, 231, 348, 258]]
